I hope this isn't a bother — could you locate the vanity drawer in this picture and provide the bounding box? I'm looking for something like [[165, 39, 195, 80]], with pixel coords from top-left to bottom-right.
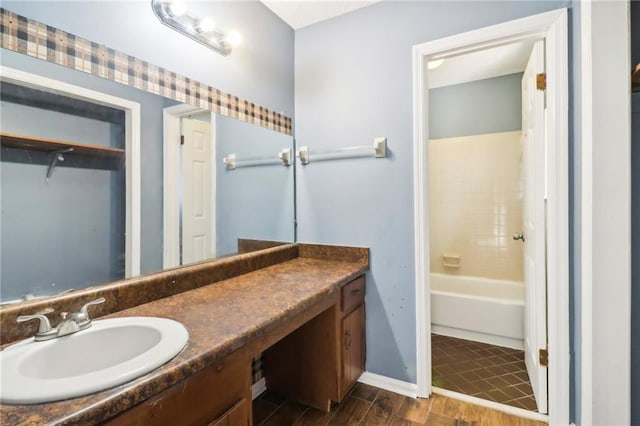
[[104, 349, 249, 426], [208, 397, 248, 426], [341, 276, 365, 314]]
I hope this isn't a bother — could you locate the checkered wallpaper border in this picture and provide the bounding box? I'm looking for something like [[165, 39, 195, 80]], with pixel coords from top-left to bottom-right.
[[0, 8, 293, 135]]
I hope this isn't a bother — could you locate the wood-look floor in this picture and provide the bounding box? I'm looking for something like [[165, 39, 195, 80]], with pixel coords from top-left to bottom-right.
[[253, 383, 546, 425]]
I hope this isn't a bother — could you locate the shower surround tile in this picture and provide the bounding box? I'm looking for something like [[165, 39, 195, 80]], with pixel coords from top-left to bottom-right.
[[431, 333, 538, 412], [429, 131, 524, 282]]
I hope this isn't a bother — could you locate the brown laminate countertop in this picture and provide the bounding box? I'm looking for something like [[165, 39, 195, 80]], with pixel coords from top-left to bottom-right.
[[0, 256, 368, 425]]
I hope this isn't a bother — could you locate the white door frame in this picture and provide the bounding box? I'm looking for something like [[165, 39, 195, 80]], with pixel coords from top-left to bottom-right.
[[163, 103, 216, 269], [579, 1, 631, 424], [0, 65, 141, 278], [412, 8, 569, 425]]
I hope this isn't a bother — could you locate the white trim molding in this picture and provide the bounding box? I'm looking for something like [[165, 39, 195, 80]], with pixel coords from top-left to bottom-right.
[[412, 9, 569, 425], [579, 2, 593, 423], [579, 1, 631, 424], [0, 65, 141, 278], [358, 372, 418, 399]]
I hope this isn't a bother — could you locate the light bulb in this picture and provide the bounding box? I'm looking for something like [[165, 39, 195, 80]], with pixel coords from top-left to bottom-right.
[[198, 18, 215, 33], [226, 31, 242, 46], [168, 1, 187, 17], [428, 59, 444, 70]]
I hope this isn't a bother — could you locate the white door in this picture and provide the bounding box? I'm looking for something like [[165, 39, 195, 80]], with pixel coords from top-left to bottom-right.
[[181, 117, 213, 264], [521, 39, 548, 414]]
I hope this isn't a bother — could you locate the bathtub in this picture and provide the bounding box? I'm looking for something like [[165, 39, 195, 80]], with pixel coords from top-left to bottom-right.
[[430, 273, 525, 349]]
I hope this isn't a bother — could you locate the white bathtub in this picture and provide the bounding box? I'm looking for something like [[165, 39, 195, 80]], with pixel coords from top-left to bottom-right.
[[430, 273, 525, 349]]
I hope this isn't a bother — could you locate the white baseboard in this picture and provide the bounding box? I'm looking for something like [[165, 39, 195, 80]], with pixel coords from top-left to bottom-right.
[[252, 378, 266, 400], [431, 325, 524, 350], [358, 372, 418, 398], [432, 387, 549, 423]]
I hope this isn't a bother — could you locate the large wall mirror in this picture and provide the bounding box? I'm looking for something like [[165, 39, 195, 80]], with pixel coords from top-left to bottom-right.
[[0, 42, 295, 303]]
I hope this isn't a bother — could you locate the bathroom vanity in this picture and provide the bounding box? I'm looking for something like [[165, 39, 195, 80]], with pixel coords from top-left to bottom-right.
[[0, 243, 368, 425]]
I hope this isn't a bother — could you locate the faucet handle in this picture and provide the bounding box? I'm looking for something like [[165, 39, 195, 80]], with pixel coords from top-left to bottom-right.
[[17, 308, 56, 339], [80, 297, 105, 317], [74, 297, 106, 327]]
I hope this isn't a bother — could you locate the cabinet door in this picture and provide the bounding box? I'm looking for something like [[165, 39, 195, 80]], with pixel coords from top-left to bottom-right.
[[105, 350, 250, 426], [208, 398, 249, 426], [341, 304, 365, 396]]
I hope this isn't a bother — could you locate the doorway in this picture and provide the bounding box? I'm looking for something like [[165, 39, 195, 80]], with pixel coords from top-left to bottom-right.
[[163, 104, 216, 269], [427, 38, 545, 415], [412, 8, 569, 425]]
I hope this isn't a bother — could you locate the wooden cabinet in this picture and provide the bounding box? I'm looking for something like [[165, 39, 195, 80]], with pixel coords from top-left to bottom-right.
[[341, 304, 365, 397], [338, 276, 366, 398], [104, 350, 250, 426], [263, 275, 366, 410], [208, 398, 249, 426], [263, 306, 338, 411], [105, 275, 366, 423]]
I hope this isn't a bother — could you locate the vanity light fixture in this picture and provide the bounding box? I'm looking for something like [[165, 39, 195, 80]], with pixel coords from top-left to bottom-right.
[[151, 0, 241, 56]]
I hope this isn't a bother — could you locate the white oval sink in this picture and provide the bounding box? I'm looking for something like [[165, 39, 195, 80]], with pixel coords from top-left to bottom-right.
[[0, 317, 189, 404]]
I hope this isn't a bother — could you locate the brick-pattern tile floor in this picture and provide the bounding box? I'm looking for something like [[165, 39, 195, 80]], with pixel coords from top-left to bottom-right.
[[431, 334, 539, 412]]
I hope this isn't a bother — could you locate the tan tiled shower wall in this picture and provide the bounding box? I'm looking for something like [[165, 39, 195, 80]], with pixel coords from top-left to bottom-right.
[[429, 131, 524, 282]]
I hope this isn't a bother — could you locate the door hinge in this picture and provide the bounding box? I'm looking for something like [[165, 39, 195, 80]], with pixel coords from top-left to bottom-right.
[[180, 135, 185, 145], [536, 73, 547, 91], [539, 348, 549, 367]]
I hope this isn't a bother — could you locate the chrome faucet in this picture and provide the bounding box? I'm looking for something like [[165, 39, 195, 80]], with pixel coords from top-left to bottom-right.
[[16, 297, 106, 341], [55, 312, 82, 337]]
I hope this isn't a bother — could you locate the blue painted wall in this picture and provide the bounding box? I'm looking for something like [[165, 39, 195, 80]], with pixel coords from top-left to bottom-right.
[[216, 115, 294, 255], [1, 1, 294, 117], [429, 73, 523, 139], [295, 0, 571, 388]]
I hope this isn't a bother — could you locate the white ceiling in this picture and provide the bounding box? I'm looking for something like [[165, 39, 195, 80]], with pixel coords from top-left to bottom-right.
[[260, 0, 381, 30], [257, 2, 533, 87], [428, 40, 535, 88]]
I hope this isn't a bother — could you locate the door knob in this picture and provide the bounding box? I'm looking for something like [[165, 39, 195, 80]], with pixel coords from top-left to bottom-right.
[[513, 232, 525, 242]]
